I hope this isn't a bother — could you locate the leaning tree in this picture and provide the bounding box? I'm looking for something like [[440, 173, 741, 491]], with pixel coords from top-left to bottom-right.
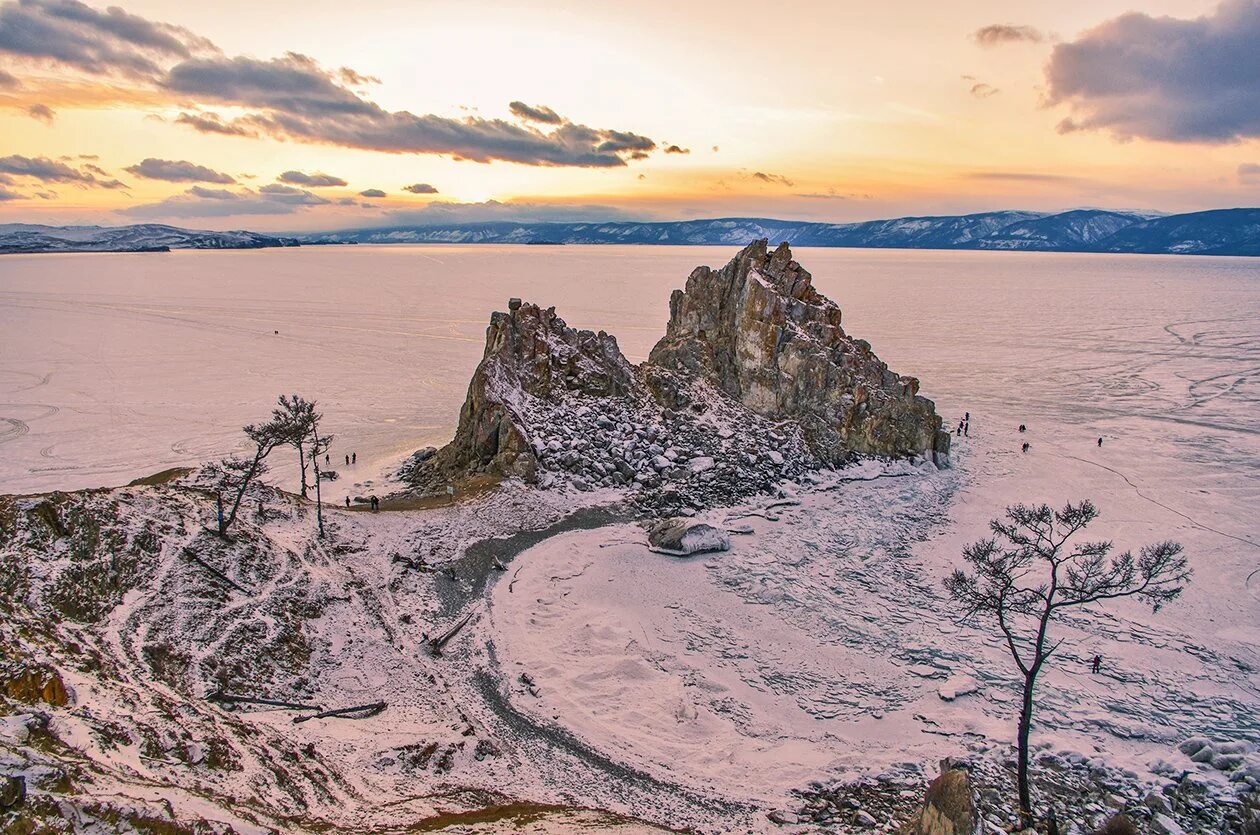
[[944, 500, 1190, 827], [274, 394, 319, 498]]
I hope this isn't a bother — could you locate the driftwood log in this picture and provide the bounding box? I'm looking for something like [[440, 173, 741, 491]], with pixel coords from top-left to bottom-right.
[[208, 691, 320, 711], [182, 548, 249, 593], [292, 701, 387, 724], [428, 612, 472, 656]]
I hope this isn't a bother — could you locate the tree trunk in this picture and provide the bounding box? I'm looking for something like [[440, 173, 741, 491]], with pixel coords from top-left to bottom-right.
[[297, 441, 308, 498], [223, 452, 263, 535], [1017, 671, 1036, 828]]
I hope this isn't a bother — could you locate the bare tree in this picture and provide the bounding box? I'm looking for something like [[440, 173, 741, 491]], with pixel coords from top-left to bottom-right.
[[944, 500, 1189, 827], [215, 412, 289, 536], [274, 394, 318, 498]]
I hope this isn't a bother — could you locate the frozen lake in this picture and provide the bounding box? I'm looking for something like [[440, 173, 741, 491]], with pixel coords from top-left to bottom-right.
[[2, 244, 1256, 501]]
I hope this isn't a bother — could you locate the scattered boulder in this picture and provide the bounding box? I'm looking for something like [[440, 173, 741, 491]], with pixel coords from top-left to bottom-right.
[[902, 764, 980, 835], [646, 518, 731, 556]]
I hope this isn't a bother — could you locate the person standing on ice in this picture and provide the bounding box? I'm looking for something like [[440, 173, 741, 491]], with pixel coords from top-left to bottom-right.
[[1091, 654, 1103, 674], [1097, 437, 1103, 447], [352, 452, 356, 465], [345, 496, 350, 508], [345, 453, 350, 466], [1022, 442, 1030, 453]]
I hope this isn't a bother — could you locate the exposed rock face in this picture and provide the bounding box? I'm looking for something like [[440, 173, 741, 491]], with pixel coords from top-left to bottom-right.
[[418, 298, 638, 484], [648, 240, 950, 461], [406, 241, 949, 505]]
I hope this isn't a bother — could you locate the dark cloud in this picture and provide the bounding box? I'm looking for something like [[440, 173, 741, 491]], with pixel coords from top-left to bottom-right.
[[0, 186, 24, 200], [124, 157, 235, 184], [359, 188, 386, 198], [0, 0, 214, 79], [120, 184, 330, 217], [0, 153, 126, 187], [973, 24, 1045, 46], [969, 83, 999, 98], [1047, 0, 1260, 143], [752, 171, 794, 187], [175, 111, 256, 137], [257, 183, 331, 205], [664, 144, 689, 154], [27, 102, 54, 122], [278, 169, 347, 187], [402, 182, 438, 194], [0, 67, 18, 87], [0, 4, 659, 168], [509, 101, 562, 125], [186, 185, 236, 199], [1240, 163, 1260, 183], [163, 53, 658, 166]]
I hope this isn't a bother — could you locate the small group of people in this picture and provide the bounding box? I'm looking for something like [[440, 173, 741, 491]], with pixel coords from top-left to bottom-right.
[[324, 451, 358, 467], [956, 411, 971, 437], [344, 494, 380, 511], [1015, 422, 1104, 452]]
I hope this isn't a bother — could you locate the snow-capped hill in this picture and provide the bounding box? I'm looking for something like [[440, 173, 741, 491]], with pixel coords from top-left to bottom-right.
[[1099, 208, 1260, 255], [0, 223, 300, 254], [300, 208, 1259, 254], [977, 210, 1146, 251]]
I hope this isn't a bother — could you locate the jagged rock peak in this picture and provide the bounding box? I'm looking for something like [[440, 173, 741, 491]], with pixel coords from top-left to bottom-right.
[[648, 239, 950, 462], [413, 298, 638, 485]]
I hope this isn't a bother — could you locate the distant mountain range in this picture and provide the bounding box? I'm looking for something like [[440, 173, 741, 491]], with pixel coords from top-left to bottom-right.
[[2, 208, 1257, 255], [0, 223, 298, 254], [299, 208, 1260, 255]]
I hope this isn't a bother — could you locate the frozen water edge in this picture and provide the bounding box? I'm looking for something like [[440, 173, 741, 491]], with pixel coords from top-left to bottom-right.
[[486, 436, 1260, 821]]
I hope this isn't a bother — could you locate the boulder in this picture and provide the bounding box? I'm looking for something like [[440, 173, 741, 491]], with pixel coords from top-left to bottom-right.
[[646, 518, 731, 556], [902, 765, 981, 835]]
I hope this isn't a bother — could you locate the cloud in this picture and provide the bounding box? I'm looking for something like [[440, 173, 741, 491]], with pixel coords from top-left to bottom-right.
[[359, 188, 386, 197], [1240, 163, 1260, 183], [751, 171, 794, 187], [664, 144, 689, 154], [26, 102, 54, 122], [973, 24, 1045, 46], [1046, 0, 1260, 143], [402, 182, 437, 194], [278, 169, 347, 187], [0, 186, 24, 200], [120, 184, 330, 217], [0, 153, 126, 187], [0, 0, 214, 79], [509, 101, 562, 125], [380, 199, 640, 224], [175, 110, 256, 136], [124, 157, 235, 183], [969, 83, 999, 98], [0, 4, 660, 168], [965, 171, 1086, 184], [258, 183, 331, 205], [0, 67, 18, 87]]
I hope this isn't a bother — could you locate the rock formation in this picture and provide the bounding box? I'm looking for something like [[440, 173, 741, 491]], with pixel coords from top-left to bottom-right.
[[900, 764, 982, 835], [405, 240, 949, 507], [649, 240, 950, 461]]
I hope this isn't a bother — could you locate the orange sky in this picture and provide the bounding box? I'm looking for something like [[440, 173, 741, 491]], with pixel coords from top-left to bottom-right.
[[0, 0, 1257, 230]]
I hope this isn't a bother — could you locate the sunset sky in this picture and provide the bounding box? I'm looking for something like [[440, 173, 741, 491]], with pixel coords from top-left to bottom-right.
[[1, 0, 1258, 230]]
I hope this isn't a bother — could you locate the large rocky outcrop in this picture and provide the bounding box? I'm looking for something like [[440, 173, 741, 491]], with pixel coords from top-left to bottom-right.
[[648, 239, 949, 461], [405, 241, 949, 506]]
